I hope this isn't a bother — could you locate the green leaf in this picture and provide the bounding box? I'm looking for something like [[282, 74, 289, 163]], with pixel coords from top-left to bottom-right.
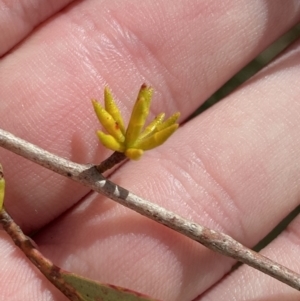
[[61, 270, 162, 301]]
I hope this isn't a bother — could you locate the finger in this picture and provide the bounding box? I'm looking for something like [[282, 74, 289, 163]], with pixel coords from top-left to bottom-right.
[[34, 32, 300, 300], [2, 2, 300, 298], [0, 0, 75, 56], [0, 0, 299, 233], [200, 214, 300, 300]]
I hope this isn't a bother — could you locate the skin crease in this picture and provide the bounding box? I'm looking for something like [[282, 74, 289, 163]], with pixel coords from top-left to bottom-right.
[[1, 0, 300, 300]]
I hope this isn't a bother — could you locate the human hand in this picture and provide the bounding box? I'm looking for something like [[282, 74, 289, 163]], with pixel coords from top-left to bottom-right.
[[1, 1, 300, 300]]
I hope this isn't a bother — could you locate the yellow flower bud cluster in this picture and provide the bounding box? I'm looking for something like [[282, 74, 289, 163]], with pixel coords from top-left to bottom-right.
[[92, 84, 180, 160]]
